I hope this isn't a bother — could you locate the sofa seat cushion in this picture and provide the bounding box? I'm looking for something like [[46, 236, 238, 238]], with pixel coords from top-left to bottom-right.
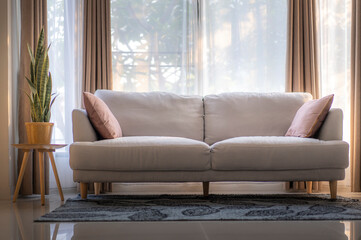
[[70, 136, 211, 171], [211, 136, 349, 171]]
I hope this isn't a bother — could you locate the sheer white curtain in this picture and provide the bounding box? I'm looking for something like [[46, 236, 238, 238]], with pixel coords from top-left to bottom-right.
[[203, 0, 287, 94], [111, 0, 288, 95], [47, 0, 83, 188], [318, 0, 351, 186], [111, 0, 198, 94]]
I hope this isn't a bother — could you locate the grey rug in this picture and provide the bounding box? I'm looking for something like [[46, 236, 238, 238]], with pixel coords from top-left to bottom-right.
[[36, 194, 361, 222]]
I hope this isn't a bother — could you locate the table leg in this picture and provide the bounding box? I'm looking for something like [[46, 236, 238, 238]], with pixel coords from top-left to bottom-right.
[[48, 152, 64, 201], [39, 151, 45, 206], [13, 151, 30, 203]]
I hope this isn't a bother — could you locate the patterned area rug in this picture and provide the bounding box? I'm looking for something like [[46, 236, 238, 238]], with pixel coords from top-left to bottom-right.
[[36, 194, 361, 222]]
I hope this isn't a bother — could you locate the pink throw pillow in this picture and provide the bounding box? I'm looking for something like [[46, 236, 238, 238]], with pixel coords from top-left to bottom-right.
[[285, 94, 334, 138], [83, 92, 122, 139]]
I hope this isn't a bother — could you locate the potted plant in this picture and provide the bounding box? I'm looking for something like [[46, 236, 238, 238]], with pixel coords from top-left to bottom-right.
[[24, 28, 57, 144]]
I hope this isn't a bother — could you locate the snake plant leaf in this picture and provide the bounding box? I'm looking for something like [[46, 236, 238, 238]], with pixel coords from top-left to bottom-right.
[[34, 28, 45, 71], [42, 107, 48, 121], [24, 91, 36, 122], [25, 77, 37, 95], [44, 73, 52, 113], [35, 47, 47, 105], [38, 51, 49, 107], [44, 98, 53, 122], [27, 44, 35, 65], [45, 93, 58, 122], [24, 91, 33, 104], [27, 44, 36, 83], [44, 109, 50, 122], [50, 94, 58, 109], [30, 61, 35, 85], [33, 94, 43, 122], [32, 103, 39, 122], [35, 47, 45, 94]]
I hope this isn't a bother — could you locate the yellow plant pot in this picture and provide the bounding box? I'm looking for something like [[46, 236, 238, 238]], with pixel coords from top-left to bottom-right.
[[25, 122, 54, 144]]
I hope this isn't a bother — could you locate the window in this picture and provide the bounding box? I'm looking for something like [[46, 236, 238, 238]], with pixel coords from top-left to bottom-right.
[[111, 0, 198, 94], [203, 0, 287, 94], [318, 0, 351, 185], [111, 0, 288, 95]]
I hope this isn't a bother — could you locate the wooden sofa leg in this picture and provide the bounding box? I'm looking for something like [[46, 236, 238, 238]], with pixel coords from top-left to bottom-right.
[[94, 182, 101, 195], [80, 183, 88, 199], [329, 180, 337, 200], [306, 181, 312, 194], [203, 182, 209, 196]]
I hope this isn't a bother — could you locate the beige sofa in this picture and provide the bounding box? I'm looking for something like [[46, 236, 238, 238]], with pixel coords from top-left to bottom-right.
[[70, 90, 349, 199]]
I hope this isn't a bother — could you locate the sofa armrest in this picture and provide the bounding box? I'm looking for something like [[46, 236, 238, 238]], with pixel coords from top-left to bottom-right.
[[72, 109, 98, 142], [316, 108, 343, 141]]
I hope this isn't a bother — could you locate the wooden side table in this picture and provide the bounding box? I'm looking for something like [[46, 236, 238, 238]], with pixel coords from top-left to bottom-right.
[[12, 144, 67, 205]]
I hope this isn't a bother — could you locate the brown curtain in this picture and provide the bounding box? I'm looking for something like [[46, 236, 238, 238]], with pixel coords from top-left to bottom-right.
[[350, 0, 361, 192], [82, 0, 112, 93], [82, 0, 112, 192], [286, 0, 319, 97], [17, 0, 49, 195], [286, 0, 321, 191]]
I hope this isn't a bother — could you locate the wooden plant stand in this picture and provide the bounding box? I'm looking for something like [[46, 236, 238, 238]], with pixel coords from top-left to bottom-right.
[[12, 144, 67, 205]]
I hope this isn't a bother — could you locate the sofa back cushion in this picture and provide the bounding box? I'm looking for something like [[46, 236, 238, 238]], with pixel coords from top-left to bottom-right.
[[94, 90, 204, 141], [204, 92, 313, 145]]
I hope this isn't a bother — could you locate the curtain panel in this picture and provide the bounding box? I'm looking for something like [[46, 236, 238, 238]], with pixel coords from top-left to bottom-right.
[[286, 0, 320, 98], [18, 0, 49, 195], [286, 0, 320, 191], [351, 0, 361, 192], [82, 0, 112, 93]]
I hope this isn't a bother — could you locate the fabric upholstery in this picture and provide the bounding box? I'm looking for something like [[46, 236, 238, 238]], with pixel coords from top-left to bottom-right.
[[70, 91, 348, 186], [286, 94, 334, 137], [72, 109, 98, 142], [83, 92, 122, 139], [211, 136, 349, 171], [70, 136, 211, 171], [94, 90, 204, 141], [204, 92, 312, 145], [72, 169, 345, 183], [316, 108, 343, 141]]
